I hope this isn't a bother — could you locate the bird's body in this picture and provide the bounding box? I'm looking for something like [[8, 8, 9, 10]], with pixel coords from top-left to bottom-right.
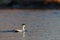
[[14, 29, 23, 32], [13, 24, 26, 32]]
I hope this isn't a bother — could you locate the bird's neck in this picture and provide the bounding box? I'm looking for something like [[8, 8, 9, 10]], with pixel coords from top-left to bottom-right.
[[22, 25, 25, 31]]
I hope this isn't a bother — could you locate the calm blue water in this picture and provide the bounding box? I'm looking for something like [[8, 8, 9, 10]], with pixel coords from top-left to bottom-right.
[[0, 10, 60, 40]]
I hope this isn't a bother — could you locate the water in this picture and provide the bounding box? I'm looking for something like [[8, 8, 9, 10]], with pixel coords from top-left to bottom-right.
[[0, 10, 60, 40]]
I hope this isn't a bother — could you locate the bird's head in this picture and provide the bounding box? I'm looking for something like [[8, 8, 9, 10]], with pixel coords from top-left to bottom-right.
[[22, 24, 26, 28]]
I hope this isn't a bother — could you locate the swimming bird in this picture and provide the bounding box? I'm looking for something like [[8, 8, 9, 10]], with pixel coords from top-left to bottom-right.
[[13, 24, 26, 32]]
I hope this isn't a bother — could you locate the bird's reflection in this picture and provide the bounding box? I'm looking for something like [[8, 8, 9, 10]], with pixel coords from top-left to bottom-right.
[[23, 32, 25, 37], [22, 32, 26, 40], [22, 30, 32, 40]]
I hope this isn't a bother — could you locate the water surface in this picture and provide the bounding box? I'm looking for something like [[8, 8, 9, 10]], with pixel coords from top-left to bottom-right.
[[0, 10, 60, 40]]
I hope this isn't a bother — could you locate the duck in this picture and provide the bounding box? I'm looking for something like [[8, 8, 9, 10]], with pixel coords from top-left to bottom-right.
[[13, 24, 26, 32]]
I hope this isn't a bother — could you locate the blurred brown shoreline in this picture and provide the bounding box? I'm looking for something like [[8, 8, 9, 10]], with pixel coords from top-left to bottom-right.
[[0, 0, 59, 9], [0, 9, 58, 13], [0, 8, 58, 11]]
